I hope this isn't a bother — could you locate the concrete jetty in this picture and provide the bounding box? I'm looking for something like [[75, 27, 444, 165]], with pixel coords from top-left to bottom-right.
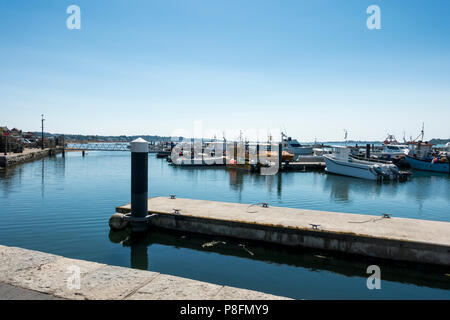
[[0, 147, 63, 168], [116, 197, 450, 266], [0, 245, 287, 300]]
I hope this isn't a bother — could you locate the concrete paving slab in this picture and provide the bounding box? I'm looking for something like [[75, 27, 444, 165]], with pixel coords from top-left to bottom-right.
[[0, 246, 58, 283], [127, 274, 222, 300], [11, 257, 105, 295], [0, 245, 289, 300], [214, 286, 290, 300], [53, 265, 159, 300]]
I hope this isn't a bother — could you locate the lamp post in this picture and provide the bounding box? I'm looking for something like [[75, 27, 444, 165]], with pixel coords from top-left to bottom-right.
[[3, 132, 8, 156], [41, 114, 45, 150]]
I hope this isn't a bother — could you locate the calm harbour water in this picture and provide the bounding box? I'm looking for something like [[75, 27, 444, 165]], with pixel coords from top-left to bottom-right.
[[0, 151, 449, 299]]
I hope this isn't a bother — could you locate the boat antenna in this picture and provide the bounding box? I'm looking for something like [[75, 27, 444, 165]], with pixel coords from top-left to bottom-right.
[[343, 129, 348, 145]]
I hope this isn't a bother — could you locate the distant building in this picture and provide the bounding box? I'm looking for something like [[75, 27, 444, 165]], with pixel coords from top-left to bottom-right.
[[23, 132, 38, 142], [0, 126, 9, 135], [10, 128, 22, 138]]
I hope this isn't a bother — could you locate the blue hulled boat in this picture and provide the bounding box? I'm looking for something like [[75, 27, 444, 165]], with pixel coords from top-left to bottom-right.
[[405, 140, 449, 173], [405, 154, 449, 173]]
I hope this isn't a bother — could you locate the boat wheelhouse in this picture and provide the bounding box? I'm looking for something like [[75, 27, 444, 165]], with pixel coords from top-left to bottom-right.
[[380, 144, 409, 160], [281, 135, 313, 158]]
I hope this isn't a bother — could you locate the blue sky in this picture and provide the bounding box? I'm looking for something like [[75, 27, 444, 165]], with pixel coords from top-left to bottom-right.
[[1, 0, 449, 141]]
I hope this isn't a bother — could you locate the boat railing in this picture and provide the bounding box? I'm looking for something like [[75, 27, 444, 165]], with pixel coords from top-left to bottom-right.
[[350, 154, 393, 164]]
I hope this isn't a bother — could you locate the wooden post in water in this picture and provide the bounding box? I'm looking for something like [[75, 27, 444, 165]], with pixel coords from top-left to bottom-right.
[[366, 144, 371, 159], [278, 142, 282, 172], [223, 140, 226, 159], [256, 143, 260, 165], [244, 141, 249, 163], [62, 134, 65, 157], [4, 135, 7, 155], [130, 138, 149, 232]]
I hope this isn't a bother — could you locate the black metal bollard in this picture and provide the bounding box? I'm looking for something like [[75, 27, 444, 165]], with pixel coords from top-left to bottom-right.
[[130, 138, 149, 232]]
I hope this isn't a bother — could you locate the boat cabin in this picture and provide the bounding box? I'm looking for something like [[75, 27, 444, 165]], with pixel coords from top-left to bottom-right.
[[407, 141, 434, 159], [282, 137, 302, 149], [330, 146, 351, 160]]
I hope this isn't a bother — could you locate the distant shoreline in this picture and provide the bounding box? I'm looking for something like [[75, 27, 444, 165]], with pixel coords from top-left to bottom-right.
[[32, 132, 449, 145]]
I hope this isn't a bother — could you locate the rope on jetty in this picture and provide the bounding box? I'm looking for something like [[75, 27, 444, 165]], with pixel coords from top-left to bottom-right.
[[348, 214, 392, 224], [246, 202, 269, 213]]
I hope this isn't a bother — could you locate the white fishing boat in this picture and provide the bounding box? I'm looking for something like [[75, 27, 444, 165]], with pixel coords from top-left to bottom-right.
[[324, 146, 399, 180], [380, 144, 409, 160], [376, 134, 409, 160]]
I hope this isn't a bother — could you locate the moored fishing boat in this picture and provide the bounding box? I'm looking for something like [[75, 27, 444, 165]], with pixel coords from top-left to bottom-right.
[[324, 146, 400, 180], [405, 141, 449, 173], [405, 155, 449, 173]]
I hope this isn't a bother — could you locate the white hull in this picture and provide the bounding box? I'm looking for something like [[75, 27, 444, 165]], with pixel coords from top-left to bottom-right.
[[325, 155, 400, 181], [324, 155, 379, 180]]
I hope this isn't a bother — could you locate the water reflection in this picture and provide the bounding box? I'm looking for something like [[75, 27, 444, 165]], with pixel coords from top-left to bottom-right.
[[0, 153, 67, 199], [227, 170, 284, 199], [109, 227, 450, 292], [1, 152, 450, 298], [41, 159, 45, 199]]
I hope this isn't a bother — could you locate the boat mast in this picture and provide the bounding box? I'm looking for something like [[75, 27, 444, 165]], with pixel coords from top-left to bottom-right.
[[421, 123, 425, 141]]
